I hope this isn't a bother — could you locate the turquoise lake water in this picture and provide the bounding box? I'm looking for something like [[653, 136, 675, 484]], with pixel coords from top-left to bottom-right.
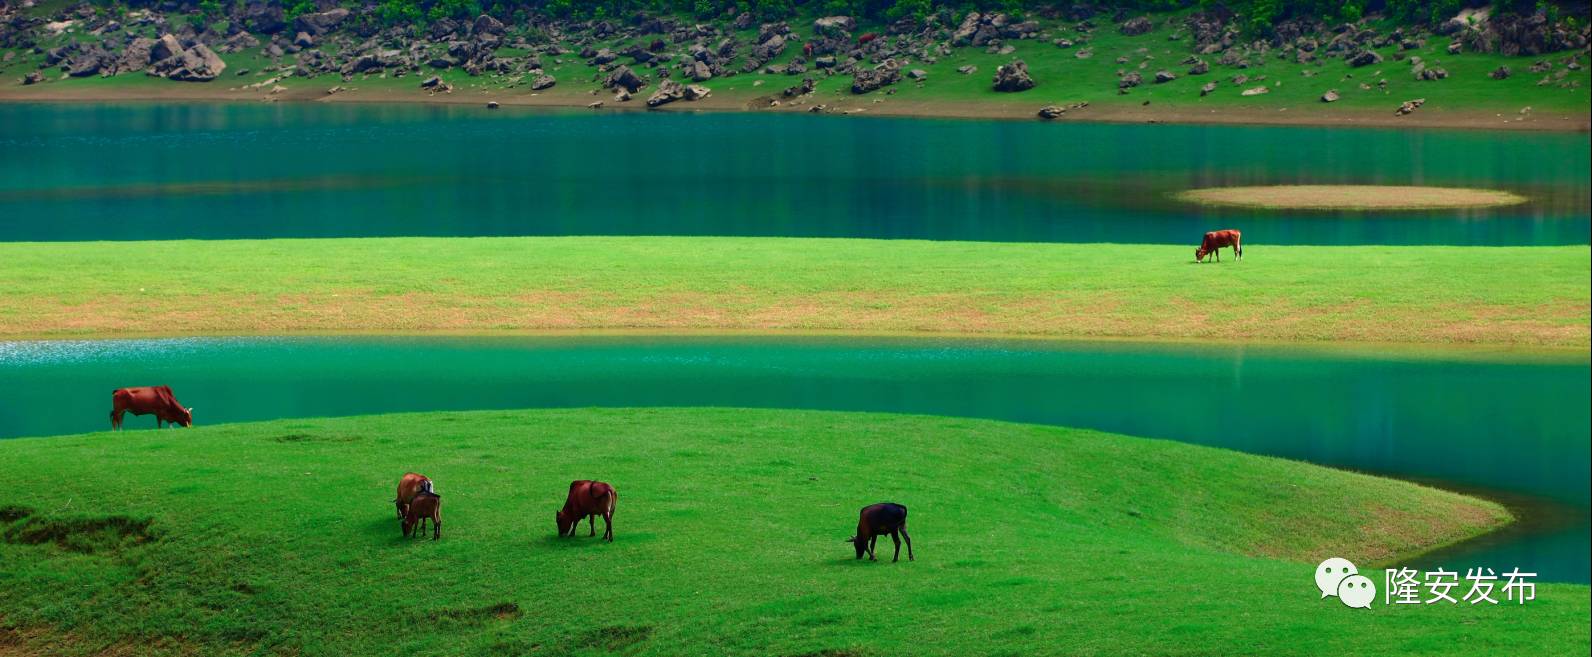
[[0, 103, 1587, 244], [1, 336, 1586, 582]]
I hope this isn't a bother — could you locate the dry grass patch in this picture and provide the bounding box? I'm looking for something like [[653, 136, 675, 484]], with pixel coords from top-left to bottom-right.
[[1176, 185, 1529, 210]]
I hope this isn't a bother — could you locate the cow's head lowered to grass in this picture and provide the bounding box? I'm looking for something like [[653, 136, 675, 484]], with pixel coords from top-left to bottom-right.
[[556, 509, 574, 537]]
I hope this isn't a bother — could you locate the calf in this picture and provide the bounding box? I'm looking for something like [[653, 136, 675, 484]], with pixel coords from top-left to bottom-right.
[[110, 386, 193, 430], [403, 491, 442, 540], [394, 472, 433, 520], [1195, 229, 1242, 263], [849, 502, 913, 562], [556, 480, 616, 542]]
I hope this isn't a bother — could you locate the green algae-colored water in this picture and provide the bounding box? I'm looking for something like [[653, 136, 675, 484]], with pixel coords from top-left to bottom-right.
[[1, 103, 1587, 244]]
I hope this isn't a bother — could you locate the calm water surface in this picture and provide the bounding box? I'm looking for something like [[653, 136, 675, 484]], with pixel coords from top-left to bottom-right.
[[1, 336, 1586, 581], [1, 103, 1587, 244]]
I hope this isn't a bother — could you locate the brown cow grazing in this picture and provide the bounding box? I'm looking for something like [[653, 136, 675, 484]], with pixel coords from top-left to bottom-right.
[[403, 490, 442, 540], [556, 480, 617, 542], [110, 386, 193, 430], [857, 32, 879, 45], [1195, 229, 1243, 263], [848, 502, 913, 562], [394, 472, 434, 520]]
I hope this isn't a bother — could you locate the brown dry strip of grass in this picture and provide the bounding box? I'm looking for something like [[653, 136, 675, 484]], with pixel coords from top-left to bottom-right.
[[3, 85, 1591, 133], [1176, 185, 1531, 210], [0, 237, 1586, 350]]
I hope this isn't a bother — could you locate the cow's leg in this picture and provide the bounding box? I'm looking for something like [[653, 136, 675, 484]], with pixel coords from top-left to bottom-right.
[[589, 513, 596, 537], [433, 517, 441, 540], [890, 530, 902, 563], [868, 535, 878, 561], [603, 511, 613, 542], [900, 525, 914, 561], [110, 409, 121, 430]]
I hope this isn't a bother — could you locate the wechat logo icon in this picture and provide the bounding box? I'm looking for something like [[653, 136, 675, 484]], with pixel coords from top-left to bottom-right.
[[1316, 557, 1376, 609]]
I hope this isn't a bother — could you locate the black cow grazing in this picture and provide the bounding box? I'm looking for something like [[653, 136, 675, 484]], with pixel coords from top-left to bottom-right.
[[848, 502, 913, 562]]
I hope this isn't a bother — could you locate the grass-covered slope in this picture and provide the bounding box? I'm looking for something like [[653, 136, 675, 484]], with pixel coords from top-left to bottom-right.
[[1, 408, 1583, 656], [0, 237, 1586, 348]]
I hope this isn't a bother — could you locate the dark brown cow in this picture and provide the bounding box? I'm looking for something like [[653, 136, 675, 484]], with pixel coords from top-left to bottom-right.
[[403, 491, 442, 540], [556, 480, 616, 542], [1195, 229, 1243, 263], [849, 502, 913, 562], [109, 386, 192, 430], [394, 472, 434, 520]]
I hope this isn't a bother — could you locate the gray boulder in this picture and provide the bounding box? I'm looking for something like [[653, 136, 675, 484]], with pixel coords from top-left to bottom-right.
[[119, 37, 156, 72], [992, 59, 1034, 92], [1348, 50, 1382, 67], [687, 60, 712, 82], [646, 78, 686, 107], [473, 14, 505, 36], [166, 44, 227, 81], [851, 63, 901, 94], [605, 65, 647, 92], [293, 8, 349, 36], [1120, 16, 1153, 36], [151, 34, 184, 62], [783, 77, 815, 97], [814, 16, 855, 37]]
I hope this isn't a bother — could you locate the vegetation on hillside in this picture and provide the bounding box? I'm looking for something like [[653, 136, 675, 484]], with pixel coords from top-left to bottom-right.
[[78, 0, 1591, 30]]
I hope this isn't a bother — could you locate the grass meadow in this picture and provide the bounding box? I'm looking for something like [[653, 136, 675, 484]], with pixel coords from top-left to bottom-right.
[[0, 237, 1585, 348], [2, 408, 1586, 656]]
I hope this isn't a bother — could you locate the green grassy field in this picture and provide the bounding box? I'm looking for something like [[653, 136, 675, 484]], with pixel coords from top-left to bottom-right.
[[0, 237, 1585, 348], [3, 6, 1587, 124], [1, 408, 1584, 656]]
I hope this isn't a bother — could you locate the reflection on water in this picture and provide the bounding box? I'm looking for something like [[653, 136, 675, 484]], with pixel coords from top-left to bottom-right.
[[0, 174, 426, 200], [1, 104, 1587, 244], [1, 336, 1586, 581]]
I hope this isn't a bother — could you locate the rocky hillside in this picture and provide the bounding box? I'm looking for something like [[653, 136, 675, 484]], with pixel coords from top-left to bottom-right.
[[2, 0, 1587, 112]]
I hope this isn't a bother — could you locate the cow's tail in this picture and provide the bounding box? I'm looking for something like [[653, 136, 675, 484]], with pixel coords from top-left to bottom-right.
[[607, 489, 617, 516]]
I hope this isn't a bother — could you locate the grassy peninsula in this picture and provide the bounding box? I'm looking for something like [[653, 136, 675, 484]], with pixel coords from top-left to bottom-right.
[[3, 408, 1585, 656]]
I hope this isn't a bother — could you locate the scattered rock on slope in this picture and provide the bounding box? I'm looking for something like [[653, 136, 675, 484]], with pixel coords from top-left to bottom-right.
[[992, 60, 1035, 92]]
